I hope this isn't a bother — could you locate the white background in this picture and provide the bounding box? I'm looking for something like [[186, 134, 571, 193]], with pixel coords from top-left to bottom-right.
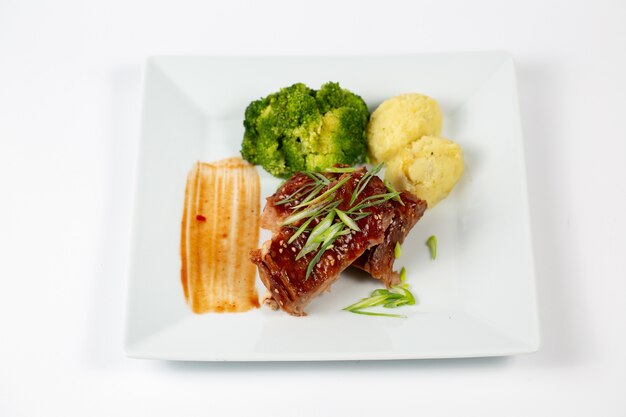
[[1, 0, 625, 415]]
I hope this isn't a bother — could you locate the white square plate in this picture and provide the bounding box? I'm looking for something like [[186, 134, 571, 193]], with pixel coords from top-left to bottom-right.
[[125, 53, 540, 361]]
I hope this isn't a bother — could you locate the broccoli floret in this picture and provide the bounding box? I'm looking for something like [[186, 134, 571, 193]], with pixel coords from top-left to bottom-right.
[[315, 82, 369, 118], [240, 82, 369, 178], [241, 98, 269, 164]]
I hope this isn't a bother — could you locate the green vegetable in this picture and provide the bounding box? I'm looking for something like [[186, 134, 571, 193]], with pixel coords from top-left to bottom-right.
[[394, 242, 402, 259], [336, 209, 360, 231], [295, 175, 351, 209], [288, 217, 315, 244], [241, 82, 370, 178], [350, 163, 384, 205], [305, 239, 334, 280], [346, 310, 406, 318], [347, 191, 402, 213], [297, 210, 336, 259], [343, 275, 417, 318], [384, 180, 404, 205], [399, 266, 407, 285], [323, 166, 356, 173], [281, 200, 329, 226], [427, 235, 437, 260]]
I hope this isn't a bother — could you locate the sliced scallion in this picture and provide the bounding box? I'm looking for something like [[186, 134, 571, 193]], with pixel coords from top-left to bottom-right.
[[287, 217, 315, 244], [323, 166, 356, 173], [335, 209, 360, 232], [384, 179, 404, 205], [295, 175, 351, 209], [394, 242, 402, 259], [307, 210, 336, 244], [320, 222, 344, 247], [349, 163, 384, 205], [282, 200, 329, 226], [343, 270, 417, 318], [426, 235, 437, 260], [346, 310, 406, 319]]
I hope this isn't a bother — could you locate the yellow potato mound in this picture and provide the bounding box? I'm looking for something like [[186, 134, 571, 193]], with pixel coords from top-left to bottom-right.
[[385, 136, 464, 207], [367, 94, 442, 163]]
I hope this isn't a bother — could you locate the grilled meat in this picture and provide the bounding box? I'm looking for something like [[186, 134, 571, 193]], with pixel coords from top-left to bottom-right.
[[351, 193, 427, 286], [251, 167, 427, 315]]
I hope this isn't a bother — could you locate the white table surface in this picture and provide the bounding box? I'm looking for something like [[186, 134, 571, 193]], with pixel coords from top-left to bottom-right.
[[1, 0, 625, 415]]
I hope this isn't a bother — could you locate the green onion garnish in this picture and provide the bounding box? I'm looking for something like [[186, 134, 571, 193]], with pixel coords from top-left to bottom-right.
[[311, 172, 331, 185], [320, 222, 344, 247], [305, 239, 335, 280], [394, 242, 402, 259], [426, 235, 437, 260], [295, 175, 351, 209], [287, 216, 315, 244], [282, 199, 330, 226], [346, 310, 406, 318], [349, 163, 384, 205], [336, 209, 360, 231], [323, 166, 356, 173], [274, 182, 316, 206], [343, 269, 416, 318], [308, 210, 336, 243], [294, 183, 325, 207], [347, 191, 401, 213], [384, 180, 404, 205]]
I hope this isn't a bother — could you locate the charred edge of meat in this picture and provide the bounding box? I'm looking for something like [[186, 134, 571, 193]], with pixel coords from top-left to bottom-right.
[[352, 192, 427, 287]]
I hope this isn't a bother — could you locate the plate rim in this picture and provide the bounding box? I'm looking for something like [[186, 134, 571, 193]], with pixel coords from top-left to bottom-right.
[[124, 51, 540, 361]]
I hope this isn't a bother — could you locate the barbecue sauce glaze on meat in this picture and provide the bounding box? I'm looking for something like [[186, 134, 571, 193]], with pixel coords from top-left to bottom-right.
[[251, 167, 427, 316]]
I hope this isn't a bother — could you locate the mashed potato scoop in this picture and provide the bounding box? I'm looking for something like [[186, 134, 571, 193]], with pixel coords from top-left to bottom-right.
[[385, 136, 464, 207], [366, 92, 464, 207], [367, 93, 442, 163]]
